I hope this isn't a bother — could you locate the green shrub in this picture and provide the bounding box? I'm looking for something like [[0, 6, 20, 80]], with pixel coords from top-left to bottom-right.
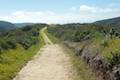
[[0, 41, 9, 50], [100, 39, 108, 48], [106, 50, 120, 66], [6, 41, 16, 49], [0, 24, 45, 53], [0, 47, 2, 54], [48, 24, 109, 42]]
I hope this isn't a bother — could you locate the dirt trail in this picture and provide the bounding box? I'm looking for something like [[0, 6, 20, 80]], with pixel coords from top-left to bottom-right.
[[41, 27, 53, 44], [13, 27, 73, 80]]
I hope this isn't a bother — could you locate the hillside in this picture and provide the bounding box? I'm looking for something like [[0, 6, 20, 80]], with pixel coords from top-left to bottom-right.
[[15, 23, 34, 27], [0, 21, 16, 32], [47, 23, 120, 80], [94, 17, 120, 30], [0, 24, 46, 80]]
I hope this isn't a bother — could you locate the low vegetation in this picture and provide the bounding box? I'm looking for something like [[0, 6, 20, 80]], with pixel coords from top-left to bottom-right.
[[47, 23, 120, 79], [46, 27, 100, 80], [0, 24, 46, 80], [62, 45, 100, 80], [44, 28, 59, 43], [48, 24, 120, 64]]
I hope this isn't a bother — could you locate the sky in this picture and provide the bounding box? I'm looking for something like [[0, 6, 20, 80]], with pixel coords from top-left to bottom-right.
[[0, 0, 120, 24]]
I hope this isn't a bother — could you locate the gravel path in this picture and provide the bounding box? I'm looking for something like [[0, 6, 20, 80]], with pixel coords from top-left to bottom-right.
[[13, 27, 73, 80]]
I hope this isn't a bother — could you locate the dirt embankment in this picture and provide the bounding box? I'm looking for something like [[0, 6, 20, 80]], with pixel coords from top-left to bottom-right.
[[64, 41, 120, 80]]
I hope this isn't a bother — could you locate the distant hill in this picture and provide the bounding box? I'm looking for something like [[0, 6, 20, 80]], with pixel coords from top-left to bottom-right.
[[94, 17, 120, 30], [0, 21, 16, 32], [15, 23, 34, 27]]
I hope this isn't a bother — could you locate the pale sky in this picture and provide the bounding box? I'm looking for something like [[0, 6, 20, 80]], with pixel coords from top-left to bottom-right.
[[0, 0, 120, 23]]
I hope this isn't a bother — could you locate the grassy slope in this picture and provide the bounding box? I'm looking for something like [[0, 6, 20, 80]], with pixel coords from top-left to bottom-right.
[[61, 45, 101, 80], [45, 28, 100, 80], [0, 30, 45, 80], [45, 28, 59, 43]]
